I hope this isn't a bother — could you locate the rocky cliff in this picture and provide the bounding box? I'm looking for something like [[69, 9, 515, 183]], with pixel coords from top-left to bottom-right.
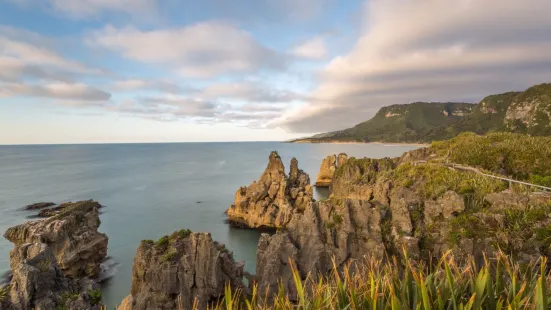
[[314, 153, 348, 187], [255, 144, 551, 299], [226, 151, 313, 229], [118, 231, 245, 310], [4, 200, 108, 279], [1, 200, 107, 310]]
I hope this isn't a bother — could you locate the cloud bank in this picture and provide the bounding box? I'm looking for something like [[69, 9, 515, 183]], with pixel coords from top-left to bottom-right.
[[277, 0, 551, 133]]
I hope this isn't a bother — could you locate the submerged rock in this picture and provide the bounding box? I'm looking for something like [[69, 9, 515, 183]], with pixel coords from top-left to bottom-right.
[[4, 200, 108, 279], [226, 151, 313, 229], [119, 231, 245, 310], [23, 202, 55, 211]]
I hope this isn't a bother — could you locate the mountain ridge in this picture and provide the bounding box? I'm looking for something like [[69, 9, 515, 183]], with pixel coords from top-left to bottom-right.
[[292, 83, 551, 143]]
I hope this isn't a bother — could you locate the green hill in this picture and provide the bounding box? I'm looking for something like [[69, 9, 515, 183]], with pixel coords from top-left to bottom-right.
[[294, 83, 551, 143]]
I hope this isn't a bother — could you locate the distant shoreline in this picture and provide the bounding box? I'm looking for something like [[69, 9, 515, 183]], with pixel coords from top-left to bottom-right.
[[288, 139, 430, 147]]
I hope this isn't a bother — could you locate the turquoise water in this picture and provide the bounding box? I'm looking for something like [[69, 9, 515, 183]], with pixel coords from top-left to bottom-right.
[[0, 142, 419, 307]]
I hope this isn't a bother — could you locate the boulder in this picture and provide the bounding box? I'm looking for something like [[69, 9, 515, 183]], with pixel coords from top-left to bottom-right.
[[121, 231, 245, 310], [226, 152, 313, 229], [4, 200, 108, 279]]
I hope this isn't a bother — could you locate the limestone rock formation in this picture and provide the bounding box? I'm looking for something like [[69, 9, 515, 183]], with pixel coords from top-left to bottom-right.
[[1, 200, 107, 310], [2, 242, 102, 310], [315, 153, 348, 187], [4, 200, 108, 279], [256, 198, 386, 299], [120, 231, 245, 310], [226, 151, 313, 229], [256, 148, 551, 299]]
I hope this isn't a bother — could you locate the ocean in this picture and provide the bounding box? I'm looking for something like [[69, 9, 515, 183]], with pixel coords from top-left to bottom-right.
[[0, 142, 419, 307]]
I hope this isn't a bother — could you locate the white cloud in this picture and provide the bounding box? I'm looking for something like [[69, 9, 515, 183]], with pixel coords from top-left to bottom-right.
[[5, 0, 158, 19], [278, 0, 551, 133], [195, 81, 305, 102], [292, 36, 327, 59], [0, 82, 111, 101], [87, 22, 286, 78], [0, 27, 111, 106], [112, 79, 183, 94]]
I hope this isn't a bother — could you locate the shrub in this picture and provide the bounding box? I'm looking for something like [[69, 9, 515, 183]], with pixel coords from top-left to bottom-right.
[[89, 288, 102, 305], [155, 235, 169, 248]]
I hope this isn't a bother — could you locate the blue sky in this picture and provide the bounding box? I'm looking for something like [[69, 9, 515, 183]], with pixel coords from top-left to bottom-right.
[[1, 0, 551, 144]]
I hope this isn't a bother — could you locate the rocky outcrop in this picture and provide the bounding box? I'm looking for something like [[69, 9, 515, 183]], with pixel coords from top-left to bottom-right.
[[256, 198, 386, 299], [3, 242, 102, 310], [2, 200, 107, 310], [315, 153, 348, 187], [255, 148, 551, 299], [120, 231, 245, 310], [484, 190, 551, 212], [4, 200, 108, 279], [226, 152, 313, 229], [330, 157, 396, 200]]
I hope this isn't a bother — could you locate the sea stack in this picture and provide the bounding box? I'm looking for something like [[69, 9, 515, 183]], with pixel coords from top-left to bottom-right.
[[2, 200, 107, 310], [118, 231, 245, 310], [226, 151, 313, 229], [314, 153, 348, 187]]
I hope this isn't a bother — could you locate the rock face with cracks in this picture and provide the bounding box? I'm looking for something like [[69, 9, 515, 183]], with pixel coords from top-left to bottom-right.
[[1, 200, 106, 310], [315, 153, 348, 187], [118, 231, 245, 310], [226, 151, 313, 229], [4, 200, 108, 279], [255, 149, 551, 300]]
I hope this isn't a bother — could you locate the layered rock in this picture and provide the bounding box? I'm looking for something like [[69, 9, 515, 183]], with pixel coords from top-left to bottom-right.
[[119, 231, 245, 310], [315, 153, 348, 187], [256, 198, 387, 299], [226, 152, 313, 229], [256, 150, 551, 299], [1, 200, 107, 310], [3, 242, 102, 310], [4, 200, 108, 279]]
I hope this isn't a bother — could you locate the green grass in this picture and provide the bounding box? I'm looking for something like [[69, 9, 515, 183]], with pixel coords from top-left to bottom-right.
[[448, 203, 551, 254], [89, 288, 102, 305], [432, 132, 551, 180], [0, 285, 9, 303], [155, 235, 169, 248], [392, 162, 507, 203], [201, 251, 551, 310]]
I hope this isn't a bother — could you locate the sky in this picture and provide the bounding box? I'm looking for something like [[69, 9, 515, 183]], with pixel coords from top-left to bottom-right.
[[1, 0, 551, 144]]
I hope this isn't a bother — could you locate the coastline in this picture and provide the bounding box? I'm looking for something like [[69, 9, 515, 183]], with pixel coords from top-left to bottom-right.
[[289, 139, 430, 147]]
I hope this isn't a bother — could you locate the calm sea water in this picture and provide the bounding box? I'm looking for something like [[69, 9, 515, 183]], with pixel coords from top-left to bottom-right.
[[0, 142, 419, 307]]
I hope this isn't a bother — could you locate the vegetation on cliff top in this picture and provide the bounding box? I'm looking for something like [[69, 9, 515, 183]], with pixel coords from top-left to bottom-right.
[[432, 132, 551, 182], [202, 252, 550, 310], [294, 83, 551, 143]]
